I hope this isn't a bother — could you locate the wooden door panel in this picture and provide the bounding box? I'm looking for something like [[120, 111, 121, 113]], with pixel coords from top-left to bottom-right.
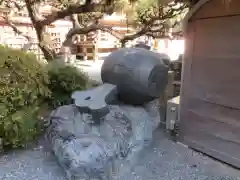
[[191, 16, 240, 109], [180, 15, 240, 168]]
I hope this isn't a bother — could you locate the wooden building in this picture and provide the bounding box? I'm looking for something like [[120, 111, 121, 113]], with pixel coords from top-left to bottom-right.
[[0, 6, 72, 59], [180, 0, 240, 168], [75, 13, 134, 61], [74, 30, 120, 61], [0, 7, 129, 61]]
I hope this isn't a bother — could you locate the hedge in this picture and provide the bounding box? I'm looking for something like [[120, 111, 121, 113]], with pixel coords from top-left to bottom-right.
[[46, 61, 90, 108], [0, 46, 96, 150], [0, 45, 50, 149]]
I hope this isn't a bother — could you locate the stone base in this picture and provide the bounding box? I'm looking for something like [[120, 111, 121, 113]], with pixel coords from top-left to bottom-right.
[[46, 99, 161, 180]]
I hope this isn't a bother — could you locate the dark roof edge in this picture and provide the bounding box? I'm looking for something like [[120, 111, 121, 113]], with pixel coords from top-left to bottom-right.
[[182, 0, 211, 32]]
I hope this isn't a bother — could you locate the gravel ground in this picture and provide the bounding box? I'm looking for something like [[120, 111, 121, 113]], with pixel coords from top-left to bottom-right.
[[0, 129, 239, 180]]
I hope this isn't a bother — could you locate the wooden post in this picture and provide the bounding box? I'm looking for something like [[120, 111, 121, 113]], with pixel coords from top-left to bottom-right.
[[83, 35, 87, 60], [93, 44, 97, 62], [94, 30, 100, 61], [159, 71, 175, 125]]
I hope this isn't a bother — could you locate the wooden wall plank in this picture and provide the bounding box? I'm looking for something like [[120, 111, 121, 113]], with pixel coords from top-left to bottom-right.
[[192, 0, 240, 20], [180, 0, 240, 168]]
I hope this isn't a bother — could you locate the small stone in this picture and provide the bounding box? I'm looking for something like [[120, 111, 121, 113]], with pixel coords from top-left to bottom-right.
[[190, 164, 197, 168]]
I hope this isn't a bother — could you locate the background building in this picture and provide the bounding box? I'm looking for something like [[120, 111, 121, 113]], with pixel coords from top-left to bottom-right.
[[0, 6, 72, 59], [0, 6, 132, 61], [75, 13, 134, 61]]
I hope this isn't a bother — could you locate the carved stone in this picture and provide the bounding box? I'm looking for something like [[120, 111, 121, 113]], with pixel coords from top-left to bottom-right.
[[101, 48, 169, 105], [46, 48, 170, 180]]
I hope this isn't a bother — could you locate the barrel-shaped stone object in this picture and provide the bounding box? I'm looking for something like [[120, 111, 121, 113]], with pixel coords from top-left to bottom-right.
[[101, 48, 169, 104]]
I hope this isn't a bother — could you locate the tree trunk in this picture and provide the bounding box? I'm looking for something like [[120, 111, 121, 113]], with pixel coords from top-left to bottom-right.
[[121, 40, 127, 48], [36, 25, 57, 61], [54, 14, 81, 63], [58, 37, 73, 63], [39, 44, 55, 61]]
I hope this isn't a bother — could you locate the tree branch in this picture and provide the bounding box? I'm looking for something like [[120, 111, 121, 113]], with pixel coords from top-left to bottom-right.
[[39, 3, 115, 26], [120, 28, 147, 43], [119, 16, 165, 43], [3, 17, 32, 41], [65, 14, 175, 46], [25, 0, 56, 60], [25, 0, 44, 25], [64, 24, 113, 40], [1, 2, 34, 51], [119, 2, 187, 45], [62, 19, 160, 47], [146, 31, 183, 39], [70, 14, 81, 29]]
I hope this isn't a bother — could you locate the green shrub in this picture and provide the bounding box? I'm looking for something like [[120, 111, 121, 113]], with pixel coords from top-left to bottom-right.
[[0, 45, 50, 149], [0, 45, 101, 150], [46, 61, 90, 108]]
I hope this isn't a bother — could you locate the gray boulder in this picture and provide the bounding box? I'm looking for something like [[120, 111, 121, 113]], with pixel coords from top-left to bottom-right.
[[46, 99, 161, 180], [46, 48, 168, 180]]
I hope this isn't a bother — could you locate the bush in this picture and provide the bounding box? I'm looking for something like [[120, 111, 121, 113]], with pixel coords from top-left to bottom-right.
[[46, 61, 90, 108], [0, 46, 100, 150], [0, 45, 50, 149]]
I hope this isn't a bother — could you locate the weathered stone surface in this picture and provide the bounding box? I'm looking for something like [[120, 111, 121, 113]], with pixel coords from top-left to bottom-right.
[[101, 48, 169, 105], [46, 99, 161, 180], [46, 48, 169, 179], [71, 83, 117, 124]]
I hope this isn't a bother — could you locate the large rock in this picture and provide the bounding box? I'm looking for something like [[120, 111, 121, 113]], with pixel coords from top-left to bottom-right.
[[46, 99, 161, 180], [46, 48, 169, 180]]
